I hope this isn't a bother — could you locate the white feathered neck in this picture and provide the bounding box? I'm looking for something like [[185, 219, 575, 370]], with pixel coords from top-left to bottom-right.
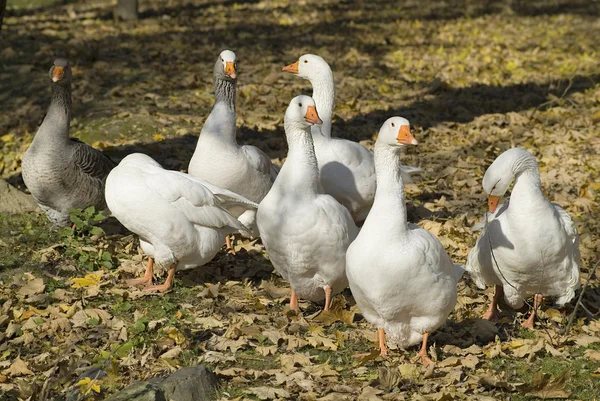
[[275, 121, 320, 198], [366, 143, 409, 234], [310, 72, 335, 139]]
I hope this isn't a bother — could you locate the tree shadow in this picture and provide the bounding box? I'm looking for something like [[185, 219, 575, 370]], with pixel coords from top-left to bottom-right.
[[332, 74, 600, 143]]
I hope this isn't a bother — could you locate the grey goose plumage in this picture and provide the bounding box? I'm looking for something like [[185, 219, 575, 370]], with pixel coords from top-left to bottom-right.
[[21, 58, 115, 227]]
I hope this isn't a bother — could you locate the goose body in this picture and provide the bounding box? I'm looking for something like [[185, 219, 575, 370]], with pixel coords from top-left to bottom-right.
[[257, 96, 358, 308], [105, 153, 258, 291], [283, 55, 420, 223], [188, 50, 275, 235], [22, 59, 114, 227], [465, 148, 580, 324], [346, 117, 461, 362]]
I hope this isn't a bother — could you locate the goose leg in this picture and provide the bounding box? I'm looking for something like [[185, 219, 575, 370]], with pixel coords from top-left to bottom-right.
[[483, 285, 503, 321], [378, 327, 389, 358], [411, 332, 433, 365], [323, 285, 332, 311], [522, 293, 543, 329], [352, 327, 389, 358], [289, 288, 300, 313], [225, 236, 236, 255], [126, 258, 154, 286], [143, 262, 176, 293]]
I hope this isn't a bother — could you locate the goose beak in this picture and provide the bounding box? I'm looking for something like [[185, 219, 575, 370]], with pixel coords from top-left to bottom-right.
[[52, 66, 64, 82], [282, 60, 299, 74], [488, 195, 500, 213], [304, 105, 322, 125], [224, 61, 237, 79], [396, 125, 418, 145]]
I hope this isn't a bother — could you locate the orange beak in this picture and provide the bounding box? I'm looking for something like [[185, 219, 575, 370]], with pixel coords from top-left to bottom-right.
[[396, 125, 418, 145], [52, 66, 64, 82], [304, 105, 322, 125], [224, 61, 237, 79], [282, 60, 299, 74], [488, 195, 501, 213]]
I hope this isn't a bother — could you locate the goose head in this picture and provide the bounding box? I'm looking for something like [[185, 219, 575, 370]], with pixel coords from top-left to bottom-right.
[[214, 50, 237, 81], [482, 148, 536, 213], [284, 95, 323, 127], [376, 117, 418, 150], [49, 58, 72, 86], [282, 54, 332, 82]]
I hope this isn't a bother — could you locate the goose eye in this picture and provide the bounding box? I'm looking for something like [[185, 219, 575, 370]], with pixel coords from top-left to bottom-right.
[[304, 60, 308, 63], [298, 103, 302, 107], [391, 123, 395, 127]]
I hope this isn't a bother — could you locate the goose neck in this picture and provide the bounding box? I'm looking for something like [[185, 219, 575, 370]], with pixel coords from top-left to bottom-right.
[[370, 143, 409, 232], [37, 83, 72, 144], [310, 75, 335, 138], [213, 77, 236, 111], [277, 121, 320, 194]]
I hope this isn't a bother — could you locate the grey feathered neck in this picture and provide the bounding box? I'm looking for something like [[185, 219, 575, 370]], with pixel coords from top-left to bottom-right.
[[213, 77, 236, 111], [47, 82, 72, 124]]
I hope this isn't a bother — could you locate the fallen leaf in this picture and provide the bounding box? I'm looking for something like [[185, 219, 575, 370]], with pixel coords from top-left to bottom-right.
[[583, 349, 600, 361], [76, 377, 102, 395], [2, 358, 34, 377], [398, 363, 420, 380], [246, 386, 290, 400], [17, 278, 45, 297], [525, 371, 570, 399], [71, 272, 102, 288]]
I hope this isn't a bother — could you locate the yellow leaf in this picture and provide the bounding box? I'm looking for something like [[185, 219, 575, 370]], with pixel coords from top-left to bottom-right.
[[165, 327, 186, 345], [175, 310, 183, 320], [91, 141, 108, 150], [77, 377, 102, 394], [507, 340, 525, 349], [1, 133, 14, 142], [71, 272, 102, 288], [153, 133, 166, 141]]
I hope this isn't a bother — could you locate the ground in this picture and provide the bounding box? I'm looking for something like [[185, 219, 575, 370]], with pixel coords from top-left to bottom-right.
[[1, 0, 599, 400]]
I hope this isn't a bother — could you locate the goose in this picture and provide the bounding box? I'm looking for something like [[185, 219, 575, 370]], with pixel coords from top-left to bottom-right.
[[105, 153, 258, 292], [465, 148, 580, 328], [188, 50, 276, 250], [282, 54, 421, 224], [346, 117, 462, 364], [257, 95, 359, 312], [21, 58, 115, 227]]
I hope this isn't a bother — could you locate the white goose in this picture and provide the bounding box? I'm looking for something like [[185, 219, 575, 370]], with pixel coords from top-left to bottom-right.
[[189, 50, 276, 249], [346, 117, 461, 364], [283, 54, 421, 223], [257, 95, 359, 312], [465, 148, 580, 328], [105, 153, 258, 292]]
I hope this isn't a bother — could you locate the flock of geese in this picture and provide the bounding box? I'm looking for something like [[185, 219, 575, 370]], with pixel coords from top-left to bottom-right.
[[20, 51, 581, 364]]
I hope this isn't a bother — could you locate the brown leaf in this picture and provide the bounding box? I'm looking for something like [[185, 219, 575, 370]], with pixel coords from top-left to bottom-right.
[[17, 278, 45, 297], [358, 386, 384, 401], [2, 358, 34, 377], [303, 362, 339, 377], [246, 386, 290, 400], [525, 371, 570, 399], [378, 366, 400, 390], [583, 349, 600, 361]]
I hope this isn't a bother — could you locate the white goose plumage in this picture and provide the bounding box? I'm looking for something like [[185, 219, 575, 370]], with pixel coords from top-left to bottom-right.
[[346, 117, 461, 364], [189, 50, 276, 239], [105, 153, 258, 292], [465, 147, 580, 327], [257, 95, 359, 311], [283, 54, 421, 223]]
